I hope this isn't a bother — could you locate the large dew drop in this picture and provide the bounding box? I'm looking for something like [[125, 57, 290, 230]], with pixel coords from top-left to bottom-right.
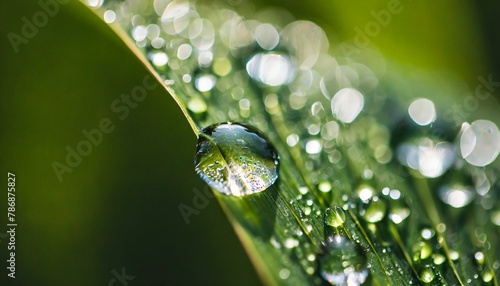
[[319, 235, 369, 285], [194, 122, 279, 196]]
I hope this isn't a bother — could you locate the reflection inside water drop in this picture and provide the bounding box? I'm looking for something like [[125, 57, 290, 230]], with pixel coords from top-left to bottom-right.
[[194, 122, 279, 196]]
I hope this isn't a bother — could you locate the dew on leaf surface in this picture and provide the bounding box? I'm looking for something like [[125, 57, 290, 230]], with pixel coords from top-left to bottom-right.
[[194, 122, 279, 196]]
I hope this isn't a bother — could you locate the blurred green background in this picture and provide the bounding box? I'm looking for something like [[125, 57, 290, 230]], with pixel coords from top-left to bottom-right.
[[0, 0, 499, 285]]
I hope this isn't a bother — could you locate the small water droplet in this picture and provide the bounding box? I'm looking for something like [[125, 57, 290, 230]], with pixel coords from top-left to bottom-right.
[[482, 268, 494, 283], [436, 223, 446, 233], [491, 210, 500, 226], [439, 183, 475, 208], [187, 97, 207, 117], [246, 52, 296, 86], [319, 235, 369, 285], [282, 20, 328, 69], [412, 242, 433, 261], [194, 73, 217, 92], [194, 122, 279, 196], [331, 88, 364, 124], [325, 206, 346, 227], [279, 268, 290, 280], [356, 184, 375, 201], [359, 196, 386, 223], [103, 9, 116, 23], [421, 228, 435, 240], [408, 98, 436, 126], [389, 206, 410, 225], [318, 181, 332, 193], [284, 238, 299, 249], [255, 23, 280, 50], [396, 137, 455, 178], [474, 251, 485, 265], [362, 169, 373, 180], [305, 139, 322, 154], [148, 51, 169, 67], [449, 250, 460, 261], [419, 265, 436, 283], [432, 254, 446, 265], [177, 43, 193, 60]]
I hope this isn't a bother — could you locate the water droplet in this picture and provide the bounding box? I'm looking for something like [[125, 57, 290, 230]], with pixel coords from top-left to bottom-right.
[[362, 169, 373, 180], [255, 23, 280, 50], [474, 251, 485, 265], [194, 74, 217, 92], [279, 268, 290, 280], [491, 210, 500, 226], [87, 0, 103, 8], [460, 120, 500, 167], [161, 1, 191, 35], [177, 43, 193, 60], [408, 98, 436, 126], [432, 254, 446, 265], [412, 242, 432, 261], [421, 228, 435, 240], [132, 25, 148, 41], [103, 10, 116, 23], [356, 184, 375, 201], [282, 20, 328, 69], [482, 268, 494, 283], [389, 204, 410, 225], [321, 121, 340, 141], [449, 250, 460, 261], [319, 235, 369, 285], [397, 137, 455, 178], [419, 265, 436, 283], [331, 88, 364, 124], [194, 122, 279, 196], [284, 238, 299, 249], [359, 196, 386, 223], [187, 97, 207, 117], [189, 18, 215, 51], [436, 223, 446, 233], [286, 133, 299, 147], [246, 52, 296, 86], [325, 206, 346, 227], [305, 139, 322, 154], [149, 51, 169, 67], [439, 184, 475, 208], [213, 57, 232, 77], [318, 181, 332, 193]]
